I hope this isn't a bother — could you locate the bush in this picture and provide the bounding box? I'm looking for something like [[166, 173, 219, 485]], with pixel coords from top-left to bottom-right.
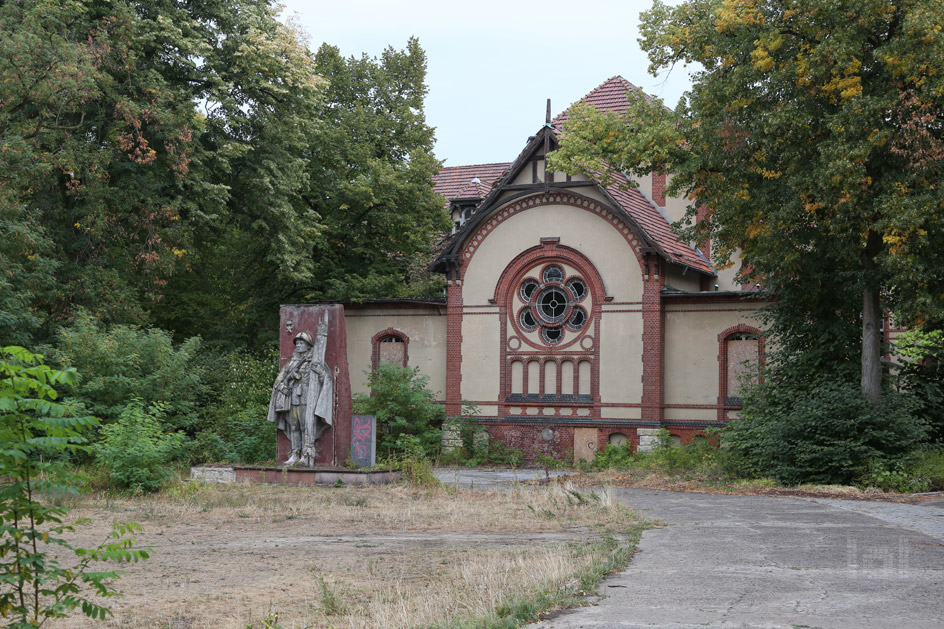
[[726, 377, 927, 485], [894, 329, 944, 444], [353, 363, 444, 459], [0, 346, 147, 625], [588, 430, 727, 478], [192, 350, 277, 464], [54, 311, 206, 435], [95, 400, 186, 492]]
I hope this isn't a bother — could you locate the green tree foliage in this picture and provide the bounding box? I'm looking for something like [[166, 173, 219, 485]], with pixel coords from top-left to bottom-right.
[[894, 328, 944, 442], [53, 312, 205, 434], [192, 350, 278, 464], [94, 401, 186, 493], [353, 363, 444, 459], [0, 0, 323, 345], [0, 346, 148, 625], [725, 375, 926, 485], [551, 0, 944, 401], [299, 39, 450, 302]]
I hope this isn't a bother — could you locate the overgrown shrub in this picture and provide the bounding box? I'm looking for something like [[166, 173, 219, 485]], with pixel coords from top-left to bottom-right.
[[894, 329, 944, 444], [440, 404, 524, 467], [588, 431, 727, 478], [191, 350, 277, 464], [54, 311, 206, 434], [353, 363, 444, 458], [95, 400, 186, 492], [906, 448, 944, 491], [726, 377, 926, 485]]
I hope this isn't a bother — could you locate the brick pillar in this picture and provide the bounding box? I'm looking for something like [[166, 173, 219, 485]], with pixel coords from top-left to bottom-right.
[[652, 172, 667, 207], [696, 204, 711, 260], [641, 255, 665, 423], [445, 262, 464, 416]]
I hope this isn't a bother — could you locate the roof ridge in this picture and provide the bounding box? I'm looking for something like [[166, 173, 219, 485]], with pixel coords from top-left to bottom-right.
[[437, 161, 512, 170]]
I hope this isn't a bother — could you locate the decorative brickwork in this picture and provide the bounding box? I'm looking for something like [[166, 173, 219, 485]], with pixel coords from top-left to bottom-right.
[[370, 328, 409, 370], [462, 191, 646, 271]]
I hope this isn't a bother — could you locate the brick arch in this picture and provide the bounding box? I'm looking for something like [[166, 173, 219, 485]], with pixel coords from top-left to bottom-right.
[[717, 324, 765, 419], [371, 328, 409, 370], [461, 191, 648, 280], [717, 323, 764, 343]]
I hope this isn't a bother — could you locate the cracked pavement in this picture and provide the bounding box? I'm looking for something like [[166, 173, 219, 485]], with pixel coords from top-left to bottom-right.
[[531, 488, 944, 629]]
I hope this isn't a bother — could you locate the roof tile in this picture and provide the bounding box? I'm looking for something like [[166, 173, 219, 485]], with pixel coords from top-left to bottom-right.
[[433, 163, 510, 203]]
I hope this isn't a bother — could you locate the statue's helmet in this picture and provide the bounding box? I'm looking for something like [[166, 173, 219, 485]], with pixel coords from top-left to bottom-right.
[[293, 331, 314, 347]]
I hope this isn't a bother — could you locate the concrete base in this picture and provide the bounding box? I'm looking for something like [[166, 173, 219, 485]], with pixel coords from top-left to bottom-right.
[[190, 465, 400, 486]]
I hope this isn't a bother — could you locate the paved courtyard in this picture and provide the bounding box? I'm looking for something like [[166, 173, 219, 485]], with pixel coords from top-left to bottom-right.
[[530, 488, 944, 629]]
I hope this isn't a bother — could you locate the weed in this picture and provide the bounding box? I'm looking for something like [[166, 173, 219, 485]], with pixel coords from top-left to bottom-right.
[[318, 578, 348, 616]]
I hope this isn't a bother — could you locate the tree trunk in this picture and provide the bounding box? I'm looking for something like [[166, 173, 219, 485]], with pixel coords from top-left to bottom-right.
[[861, 282, 883, 403]]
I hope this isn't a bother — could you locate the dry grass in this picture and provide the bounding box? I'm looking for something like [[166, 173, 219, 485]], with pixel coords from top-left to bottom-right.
[[48, 481, 644, 628]]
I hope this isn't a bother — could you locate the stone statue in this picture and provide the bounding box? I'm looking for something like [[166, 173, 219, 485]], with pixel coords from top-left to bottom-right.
[[267, 311, 334, 466]]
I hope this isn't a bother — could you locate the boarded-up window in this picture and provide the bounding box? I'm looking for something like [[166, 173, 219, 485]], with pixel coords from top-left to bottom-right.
[[726, 335, 759, 399], [379, 335, 406, 367]]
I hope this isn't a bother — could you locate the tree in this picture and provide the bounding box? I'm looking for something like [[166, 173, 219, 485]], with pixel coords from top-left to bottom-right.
[[0, 346, 148, 625], [353, 363, 444, 458], [298, 39, 450, 302], [0, 0, 323, 345], [551, 0, 944, 402]]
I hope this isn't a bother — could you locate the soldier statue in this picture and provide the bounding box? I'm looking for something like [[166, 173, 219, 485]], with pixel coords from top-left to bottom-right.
[[267, 311, 333, 466]]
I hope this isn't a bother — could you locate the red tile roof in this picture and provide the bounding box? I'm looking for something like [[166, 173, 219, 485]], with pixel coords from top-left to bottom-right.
[[604, 171, 713, 274], [433, 163, 510, 203], [551, 76, 658, 129]]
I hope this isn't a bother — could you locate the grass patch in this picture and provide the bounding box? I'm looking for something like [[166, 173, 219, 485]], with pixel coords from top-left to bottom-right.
[[48, 481, 647, 628]]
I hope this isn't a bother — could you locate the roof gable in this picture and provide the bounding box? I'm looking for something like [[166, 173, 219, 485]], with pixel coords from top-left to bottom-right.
[[430, 78, 712, 276], [551, 76, 661, 130]]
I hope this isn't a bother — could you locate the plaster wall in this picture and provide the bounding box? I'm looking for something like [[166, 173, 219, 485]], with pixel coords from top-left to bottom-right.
[[460, 313, 502, 402], [598, 311, 644, 402], [634, 172, 654, 204], [344, 307, 447, 398], [462, 203, 643, 305], [664, 173, 692, 225], [663, 305, 764, 406], [665, 265, 703, 292]]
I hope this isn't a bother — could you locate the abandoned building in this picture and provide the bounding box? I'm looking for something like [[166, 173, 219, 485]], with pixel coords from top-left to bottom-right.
[[341, 76, 768, 462]]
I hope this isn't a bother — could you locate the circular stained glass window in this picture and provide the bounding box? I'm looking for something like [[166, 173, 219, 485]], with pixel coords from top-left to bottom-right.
[[542, 265, 564, 283], [566, 305, 587, 331], [519, 308, 538, 331], [538, 287, 568, 323], [566, 278, 587, 302], [520, 279, 539, 302], [517, 265, 590, 345]]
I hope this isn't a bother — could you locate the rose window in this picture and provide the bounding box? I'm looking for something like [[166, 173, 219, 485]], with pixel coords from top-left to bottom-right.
[[517, 264, 588, 346]]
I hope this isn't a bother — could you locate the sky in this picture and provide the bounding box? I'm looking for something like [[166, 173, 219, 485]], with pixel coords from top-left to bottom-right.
[[281, 0, 694, 167]]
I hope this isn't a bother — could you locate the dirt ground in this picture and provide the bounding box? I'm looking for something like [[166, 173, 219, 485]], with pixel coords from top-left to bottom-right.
[[47, 482, 640, 629]]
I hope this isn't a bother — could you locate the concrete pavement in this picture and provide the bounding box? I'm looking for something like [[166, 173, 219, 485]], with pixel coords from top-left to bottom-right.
[[531, 489, 944, 629]]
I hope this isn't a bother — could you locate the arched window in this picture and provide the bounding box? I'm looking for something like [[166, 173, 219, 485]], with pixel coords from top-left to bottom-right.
[[718, 325, 765, 408], [371, 329, 409, 370]]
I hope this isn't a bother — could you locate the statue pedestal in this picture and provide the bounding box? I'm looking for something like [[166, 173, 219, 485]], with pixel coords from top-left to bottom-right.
[[275, 304, 353, 467]]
